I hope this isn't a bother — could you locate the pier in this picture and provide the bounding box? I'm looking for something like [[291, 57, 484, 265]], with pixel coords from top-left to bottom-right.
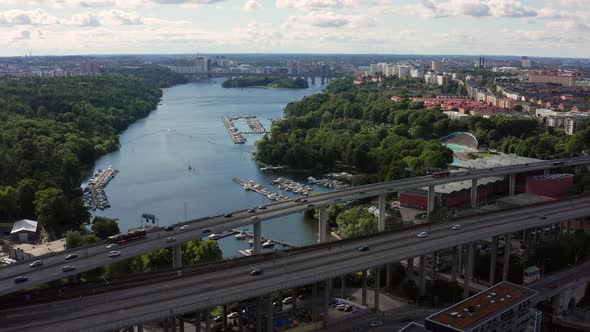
[[222, 115, 267, 143], [232, 178, 289, 201], [222, 117, 246, 144], [83, 166, 118, 211], [235, 230, 298, 256]]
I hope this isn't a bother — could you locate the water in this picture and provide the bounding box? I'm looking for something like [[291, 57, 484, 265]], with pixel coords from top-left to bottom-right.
[[85, 78, 326, 258]]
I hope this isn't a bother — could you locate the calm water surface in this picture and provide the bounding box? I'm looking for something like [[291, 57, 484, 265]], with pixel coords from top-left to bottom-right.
[[86, 78, 326, 257]]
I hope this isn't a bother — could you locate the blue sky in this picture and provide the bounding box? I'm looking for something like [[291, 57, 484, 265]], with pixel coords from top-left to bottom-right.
[[0, 0, 588, 58]]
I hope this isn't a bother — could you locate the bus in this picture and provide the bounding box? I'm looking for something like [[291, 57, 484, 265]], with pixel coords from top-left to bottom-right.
[[107, 228, 146, 244]]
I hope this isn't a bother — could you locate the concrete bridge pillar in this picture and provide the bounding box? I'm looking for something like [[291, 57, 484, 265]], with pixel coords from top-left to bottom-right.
[[172, 244, 182, 268], [451, 246, 459, 282], [324, 279, 331, 326], [223, 304, 228, 330], [137, 324, 143, 332], [431, 252, 437, 283], [378, 194, 387, 232], [490, 236, 498, 285], [502, 233, 512, 281], [238, 303, 244, 332], [312, 283, 318, 321], [253, 222, 262, 254], [341, 276, 346, 298], [362, 270, 368, 306], [171, 317, 177, 332], [374, 267, 381, 310], [291, 288, 298, 314], [419, 256, 426, 296], [457, 245, 464, 278], [471, 179, 478, 208], [163, 318, 170, 332], [464, 243, 475, 298], [195, 312, 201, 332], [205, 310, 211, 332], [386, 264, 391, 290], [319, 207, 328, 243], [407, 257, 414, 280], [508, 174, 516, 196], [427, 185, 436, 216], [256, 297, 262, 332], [267, 295, 274, 332]]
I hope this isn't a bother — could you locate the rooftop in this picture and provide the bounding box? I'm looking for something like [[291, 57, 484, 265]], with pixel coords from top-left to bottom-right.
[[10, 219, 38, 234], [426, 282, 538, 332], [454, 154, 542, 170]]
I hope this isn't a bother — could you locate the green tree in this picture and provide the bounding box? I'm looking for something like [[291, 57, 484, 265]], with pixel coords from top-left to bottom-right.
[[17, 179, 38, 219], [183, 240, 222, 265], [92, 216, 120, 239], [0, 186, 20, 219], [34, 188, 71, 232], [138, 248, 172, 271], [336, 208, 377, 239]]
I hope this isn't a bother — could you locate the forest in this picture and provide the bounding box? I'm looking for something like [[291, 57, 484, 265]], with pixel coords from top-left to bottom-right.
[[256, 78, 590, 183], [222, 76, 309, 89], [0, 66, 186, 237]]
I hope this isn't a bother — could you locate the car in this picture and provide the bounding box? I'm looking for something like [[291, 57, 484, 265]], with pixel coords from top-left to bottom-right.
[[62, 265, 75, 272], [294, 198, 307, 203], [334, 198, 342, 202], [539, 216, 547, 219], [282, 297, 293, 305], [108, 250, 120, 257], [452, 224, 462, 230], [14, 276, 28, 283], [227, 312, 239, 319], [29, 260, 43, 268], [65, 254, 78, 260], [106, 243, 118, 249], [224, 213, 233, 218], [400, 316, 411, 323], [251, 216, 259, 221], [344, 305, 353, 312], [166, 237, 176, 243], [417, 231, 428, 238], [307, 203, 315, 208], [369, 321, 383, 327], [336, 304, 347, 311], [164, 225, 174, 231], [248, 208, 256, 213], [180, 225, 190, 230], [202, 229, 211, 234], [250, 268, 262, 276], [258, 205, 267, 210], [214, 315, 223, 322], [358, 246, 369, 252], [273, 301, 282, 307]]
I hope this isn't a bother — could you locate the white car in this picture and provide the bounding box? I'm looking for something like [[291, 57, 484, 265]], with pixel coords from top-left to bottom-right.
[[369, 321, 383, 327], [251, 216, 259, 221], [166, 237, 176, 243], [227, 312, 239, 319], [62, 265, 75, 272], [180, 225, 190, 230], [452, 224, 462, 230], [106, 243, 118, 249], [417, 231, 428, 238], [29, 260, 43, 268], [108, 250, 121, 257]]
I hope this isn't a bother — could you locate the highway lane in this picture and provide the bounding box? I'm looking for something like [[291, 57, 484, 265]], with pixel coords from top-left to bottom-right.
[[1, 156, 588, 296], [2, 197, 589, 332]]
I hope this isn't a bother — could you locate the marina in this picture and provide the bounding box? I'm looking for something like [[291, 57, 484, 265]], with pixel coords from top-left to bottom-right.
[[232, 178, 289, 201], [235, 230, 298, 256], [272, 177, 313, 196], [222, 115, 267, 143], [222, 117, 246, 144], [83, 166, 119, 211], [308, 173, 352, 190]]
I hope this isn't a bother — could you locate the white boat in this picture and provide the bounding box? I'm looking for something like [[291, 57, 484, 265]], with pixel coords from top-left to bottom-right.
[[235, 232, 248, 240], [209, 233, 221, 239], [262, 240, 275, 248]]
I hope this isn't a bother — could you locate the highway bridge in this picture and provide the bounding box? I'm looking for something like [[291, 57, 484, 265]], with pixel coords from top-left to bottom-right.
[[1, 156, 589, 297], [1, 195, 589, 332]]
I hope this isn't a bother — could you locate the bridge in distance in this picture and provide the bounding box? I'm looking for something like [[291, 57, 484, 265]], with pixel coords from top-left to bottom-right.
[[1, 195, 590, 331], [1, 156, 589, 296]]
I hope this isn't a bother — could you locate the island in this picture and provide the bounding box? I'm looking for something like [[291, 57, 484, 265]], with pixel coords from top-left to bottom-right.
[[222, 76, 309, 89]]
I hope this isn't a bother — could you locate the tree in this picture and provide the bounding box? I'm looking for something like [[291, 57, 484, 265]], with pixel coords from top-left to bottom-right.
[[64, 230, 98, 249], [92, 216, 120, 239], [183, 240, 222, 265], [0, 186, 20, 219], [17, 179, 38, 219], [336, 208, 377, 239], [513, 104, 523, 112], [34, 188, 71, 232], [138, 248, 172, 271]]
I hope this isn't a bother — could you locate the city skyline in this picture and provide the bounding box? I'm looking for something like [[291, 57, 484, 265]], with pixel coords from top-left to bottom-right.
[[0, 0, 589, 58]]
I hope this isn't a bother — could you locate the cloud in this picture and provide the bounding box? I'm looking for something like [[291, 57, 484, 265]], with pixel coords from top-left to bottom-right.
[[286, 11, 375, 28], [65, 12, 101, 26], [405, 0, 537, 18], [0, 9, 60, 26], [242, 0, 262, 11], [101, 9, 143, 25], [275, 0, 363, 9], [0, 0, 225, 7]]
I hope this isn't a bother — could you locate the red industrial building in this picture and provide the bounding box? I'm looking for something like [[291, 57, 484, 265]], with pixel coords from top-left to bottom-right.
[[400, 173, 573, 210]]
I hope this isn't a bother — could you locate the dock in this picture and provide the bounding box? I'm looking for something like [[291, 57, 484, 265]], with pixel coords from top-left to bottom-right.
[[206, 230, 238, 241], [233, 178, 289, 202], [223, 115, 267, 143], [235, 230, 299, 256], [83, 166, 118, 211], [223, 117, 246, 144]]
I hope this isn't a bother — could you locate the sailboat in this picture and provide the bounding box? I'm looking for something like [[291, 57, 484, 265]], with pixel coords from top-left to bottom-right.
[[188, 160, 192, 171]]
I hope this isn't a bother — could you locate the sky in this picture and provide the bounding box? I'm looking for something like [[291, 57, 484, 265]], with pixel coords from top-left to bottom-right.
[[0, 0, 588, 58]]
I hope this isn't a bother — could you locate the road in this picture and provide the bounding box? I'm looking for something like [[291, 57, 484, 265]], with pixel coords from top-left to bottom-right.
[[1, 196, 589, 332], [1, 156, 588, 297]]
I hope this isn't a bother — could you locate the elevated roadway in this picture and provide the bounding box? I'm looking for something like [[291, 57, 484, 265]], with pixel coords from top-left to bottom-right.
[[1, 196, 589, 332], [0, 156, 588, 296]]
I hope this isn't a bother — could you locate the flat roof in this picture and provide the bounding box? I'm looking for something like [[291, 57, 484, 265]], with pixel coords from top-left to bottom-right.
[[496, 193, 555, 207], [426, 282, 538, 331], [454, 154, 542, 170]]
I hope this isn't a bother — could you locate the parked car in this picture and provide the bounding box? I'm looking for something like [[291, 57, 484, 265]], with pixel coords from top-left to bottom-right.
[[214, 315, 223, 322], [227, 312, 239, 319], [29, 260, 43, 268], [282, 297, 293, 305], [14, 276, 28, 283]]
